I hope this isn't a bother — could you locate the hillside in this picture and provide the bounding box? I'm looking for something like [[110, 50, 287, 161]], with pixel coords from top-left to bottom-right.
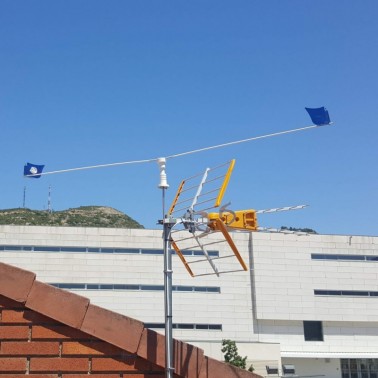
[[0, 206, 144, 229]]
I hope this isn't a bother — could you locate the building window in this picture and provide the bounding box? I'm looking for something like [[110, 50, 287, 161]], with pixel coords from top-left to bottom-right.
[[315, 290, 378, 297], [144, 323, 222, 331], [50, 282, 220, 293], [312, 253, 378, 262], [341, 359, 378, 378], [1, 244, 219, 257], [303, 321, 323, 341]]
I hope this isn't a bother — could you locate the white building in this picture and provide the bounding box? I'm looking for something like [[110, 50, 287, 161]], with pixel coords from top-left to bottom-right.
[[1, 224, 377, 378]]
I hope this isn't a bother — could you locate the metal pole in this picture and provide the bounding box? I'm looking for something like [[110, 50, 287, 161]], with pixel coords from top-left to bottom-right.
[[23, 186, 26, 208], [157, 157, 174, 378], [163, 213, 174, 378]]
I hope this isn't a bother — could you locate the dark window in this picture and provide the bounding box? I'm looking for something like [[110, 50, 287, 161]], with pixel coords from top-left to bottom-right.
[[315, 290, 378, 297], [34, 246, 60, 252], [195, 324, 209, 330], [314, 290, 342, 296], [62, 283, 85, 289], [208, 324, 222, 330], [339, 255, 364, 261], [113, 284, 140, 290], [144, 323, 165, 329], [177, 324, 194, 329], [61, 247, 86, 253], [366, 256, 378, 261], [3, 245, 23, 251], [87, 284, 100, 290], [311, 253, 378, 262], [144, 323, 222, 330], [115, 248, 139, 254], [141, 249, 163, 255], [206, 287, 221, 293], [141, 285, 164, 291], [100, 248, 114, 253], [194, 287, 207, 292], [99, 284, 113, 290], [304, 321, 323, 341], [175, 286, 193, 292], [341, 291, 369, 297]]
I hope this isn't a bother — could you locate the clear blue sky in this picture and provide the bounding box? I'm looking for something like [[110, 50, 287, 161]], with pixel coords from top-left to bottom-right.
[[1, 1, 377, 235]]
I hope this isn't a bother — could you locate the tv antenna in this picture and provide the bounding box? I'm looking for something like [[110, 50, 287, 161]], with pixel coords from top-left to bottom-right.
[[24, 107, 332, 378]]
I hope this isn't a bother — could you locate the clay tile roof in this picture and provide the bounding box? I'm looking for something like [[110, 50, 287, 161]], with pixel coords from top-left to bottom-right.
[[0, 262, 259, 378]]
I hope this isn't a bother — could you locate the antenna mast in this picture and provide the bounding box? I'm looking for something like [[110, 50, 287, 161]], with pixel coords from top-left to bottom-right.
[[157, 158, 175, 378]]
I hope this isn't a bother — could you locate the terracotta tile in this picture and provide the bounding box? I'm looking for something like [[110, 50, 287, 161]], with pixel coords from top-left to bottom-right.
[[0, 263, 35, 303], [0, 295, 25, 309], [81, 304, 144, 353], [199, 356, 257, 378], [137, 328, 165, 368], [25, 281, 90, 329], [173, 339, 205, 378]]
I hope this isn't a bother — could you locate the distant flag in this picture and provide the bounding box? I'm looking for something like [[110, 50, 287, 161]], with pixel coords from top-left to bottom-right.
[[24, 163, 45, 178], [305, 107, 331, 126]]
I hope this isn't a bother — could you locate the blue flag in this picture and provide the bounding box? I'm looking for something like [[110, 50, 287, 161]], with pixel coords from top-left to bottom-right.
[[24, 163, 45, 178], [305, 107, 331, 126]]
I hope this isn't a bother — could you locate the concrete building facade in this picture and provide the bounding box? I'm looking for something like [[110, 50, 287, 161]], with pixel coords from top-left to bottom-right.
[[1, 224, 377, 377]]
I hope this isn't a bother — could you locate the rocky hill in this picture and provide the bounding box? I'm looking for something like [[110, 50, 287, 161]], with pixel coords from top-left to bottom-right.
[[0, 206, 144, 229]]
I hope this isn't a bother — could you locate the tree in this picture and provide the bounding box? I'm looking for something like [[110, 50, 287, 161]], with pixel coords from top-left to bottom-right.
[[221, 339, 247, 369]]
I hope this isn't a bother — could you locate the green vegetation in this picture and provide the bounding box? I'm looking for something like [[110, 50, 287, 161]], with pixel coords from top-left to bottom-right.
[[221, 339, 254, 372], [281, 226, 317, 234], [0, 206, 144, 229]]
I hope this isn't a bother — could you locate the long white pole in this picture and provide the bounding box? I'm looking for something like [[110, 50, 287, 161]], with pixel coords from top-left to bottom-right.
[[25, 123, 329, 177]]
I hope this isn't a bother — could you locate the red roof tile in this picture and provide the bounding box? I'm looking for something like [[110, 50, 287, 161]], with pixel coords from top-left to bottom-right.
[[0, 262, 259, 378]]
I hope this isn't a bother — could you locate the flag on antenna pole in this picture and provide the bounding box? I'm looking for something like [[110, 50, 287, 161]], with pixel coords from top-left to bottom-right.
[[24, 163, 45, 178], [305, 107, 331, 126]]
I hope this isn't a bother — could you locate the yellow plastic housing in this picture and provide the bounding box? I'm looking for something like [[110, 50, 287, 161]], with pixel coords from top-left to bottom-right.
[[208, 209, 258, 231]]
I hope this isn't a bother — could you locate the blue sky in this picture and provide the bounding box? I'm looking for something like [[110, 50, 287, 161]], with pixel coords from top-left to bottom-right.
[[1, 1, 377, 235]]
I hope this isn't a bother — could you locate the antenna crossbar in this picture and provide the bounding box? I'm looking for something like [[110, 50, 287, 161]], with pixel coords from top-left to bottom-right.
[[185, 254, 241, 265], [193, 233, 219, 276], [193, 269, 247, 277]]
